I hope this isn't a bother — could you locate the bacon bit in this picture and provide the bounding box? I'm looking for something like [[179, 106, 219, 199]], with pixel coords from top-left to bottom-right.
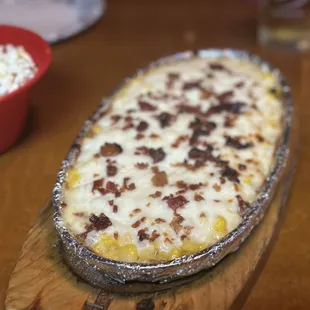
[[155, 218, 166, 224], [138, 229, 150, 241], [138, 100, 157, 111], [132, 220, 141, 228], [89, 213, 112, 230], [255, 133, 265, 143], [213, 199, 220, 203], [206, 102, 245, 117], [133, 208, 142, 214], [172, 135, 188, 148], [111, 114, 121, 124], [100, 143, 123, 157], [113, 205, 118, 213], [234, 183, 240, 192], [236, 194, 249, 214], [106, 181, 118, 193], [92, 178, 104, 193], [98, 188, 107, 195], [114, 232, 119, 240], [149, 191, 162, 198], [149, 148, 166, 163], [108, 200, 114, 206], [213, 184, 221, 192], [124, 116, 132, 122], [123, 123, 134, 131], [166, 195, 189, 212], [152, 171, 168, 187], [189, 183, 203, 190], [61, 202, 67, 209], [176, 181, 187, 189], [128, 183, 136, 190], [107, 165, 117, 177], [200, 212, 206, 218], [146, 202, 151, 207], [157, 112, 174, 128], [194, 193, 205, 201], [73, 212, 84, 217], [189, 120, 216, 145], [151, 166, 159, 173], [135, 146, 149, 156], [135, 162, 149, 169], [182, 80, 201, 90], [150, 230, 160, 242], [181, 235, 188, 241], [188, 147, 217, 167], [217, 90, 234, 102], [168, 72, 180, 80], [115, 191, 121, 198], [178, 104, 202, 115], [209, 62, 227, 71], [137, 121, 149, 132], [122, 177, 135, 191], [135, 133, 145, 140], [170, 213, 184, 233], [225, 136, 253, 149], [176, 189, 186, 195], [222, 166, 240, 183], [238, 164, 247, 171], [184, 226, 193, 236], [165, 237, 173, 244], [220, 177, 226, 184], [200, 88, 213, 99], [127, 109, 136, 113], [224, 115, 236, 128], [150, 133, 160, 139], [235, 81, 245, 88]]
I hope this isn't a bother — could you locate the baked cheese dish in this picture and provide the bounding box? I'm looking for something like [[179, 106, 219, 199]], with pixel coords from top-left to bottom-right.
[[61, 57, 283, 263]]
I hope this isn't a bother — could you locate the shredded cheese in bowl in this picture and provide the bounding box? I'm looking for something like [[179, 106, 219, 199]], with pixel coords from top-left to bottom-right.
[[0, 44, 37, 97]]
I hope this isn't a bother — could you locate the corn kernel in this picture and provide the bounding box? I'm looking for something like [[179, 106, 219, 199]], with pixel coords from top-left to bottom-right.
[[214, 216, 227, 233], [118, 234, 133, 246], [154, 249, 168, 261], [263, 72, 275, 82], [92, 241, 106, 255], [182, 241, 203, 254], [106, 249, 120, 261], [67, 168, 80, 189], [93, 125, 102, 134], [168, 247, 183, 260], [244, 176, 252, 185], [100, 235, 116, 247], [139, 248, 154, 262], [119, 244, 138, 262]]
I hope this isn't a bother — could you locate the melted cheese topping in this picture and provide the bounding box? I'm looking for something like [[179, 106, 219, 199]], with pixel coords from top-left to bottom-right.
[[62, 57, 283, 263]]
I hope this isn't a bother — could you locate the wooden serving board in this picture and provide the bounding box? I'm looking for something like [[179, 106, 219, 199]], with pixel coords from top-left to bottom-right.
[[4, 122, 297, 310]]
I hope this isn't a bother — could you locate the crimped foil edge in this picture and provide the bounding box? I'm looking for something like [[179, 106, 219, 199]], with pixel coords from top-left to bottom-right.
[[52, 49, 293, 286]]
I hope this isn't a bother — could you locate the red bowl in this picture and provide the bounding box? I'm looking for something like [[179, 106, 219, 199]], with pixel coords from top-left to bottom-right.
[[0, 25, 51, 153]]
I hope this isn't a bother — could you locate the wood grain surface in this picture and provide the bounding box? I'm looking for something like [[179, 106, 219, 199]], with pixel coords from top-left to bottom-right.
[[0, 0, 309, 309]]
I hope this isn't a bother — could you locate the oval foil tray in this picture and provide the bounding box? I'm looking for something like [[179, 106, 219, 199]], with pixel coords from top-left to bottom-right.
[[52, 49, 293, 287]]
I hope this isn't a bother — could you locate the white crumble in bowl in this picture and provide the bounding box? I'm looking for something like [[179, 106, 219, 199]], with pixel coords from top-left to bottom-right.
[[0, 44, 38, 97]]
